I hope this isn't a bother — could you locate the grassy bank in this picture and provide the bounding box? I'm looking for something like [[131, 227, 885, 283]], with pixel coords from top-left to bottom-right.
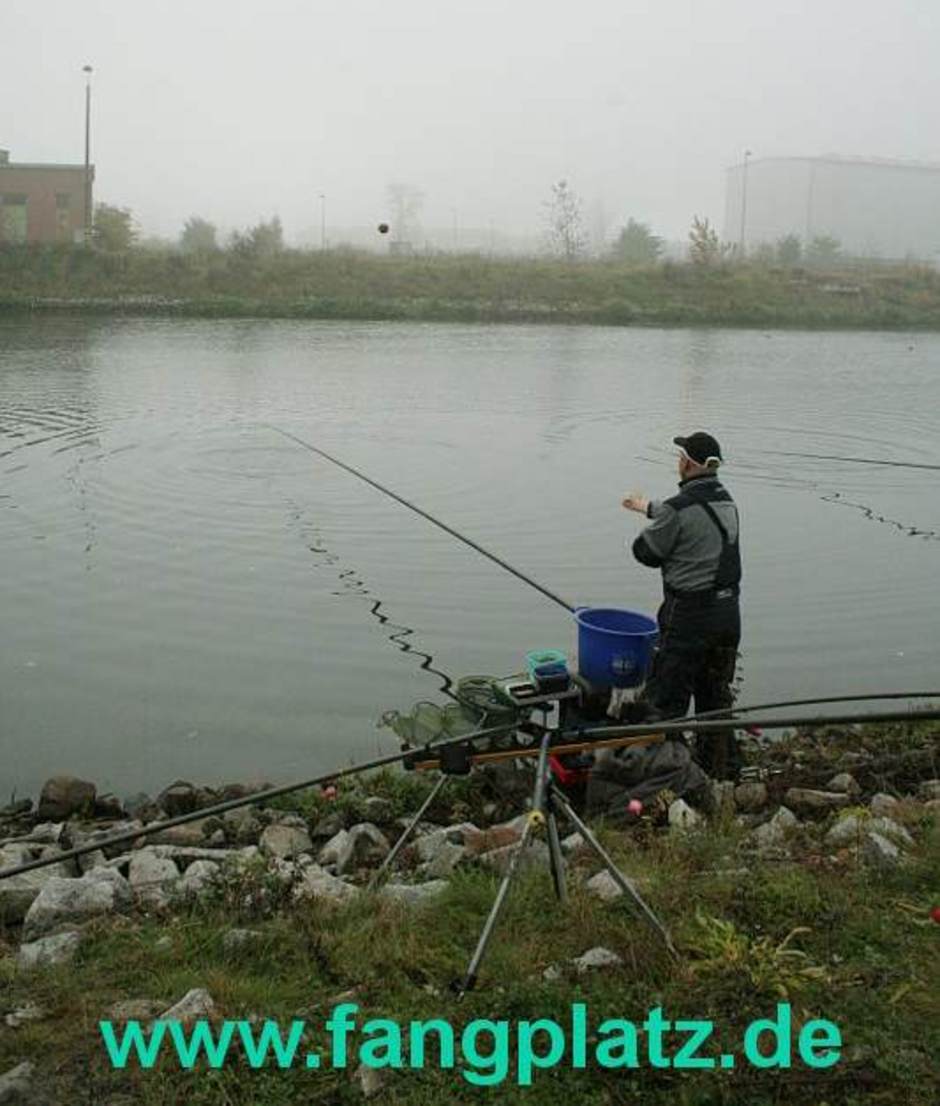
[[3, 245, 940, 329], [2, 722, 939, 1105]]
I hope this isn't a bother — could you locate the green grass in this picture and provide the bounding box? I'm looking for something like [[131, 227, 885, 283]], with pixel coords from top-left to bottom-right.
[[2, 244, 940, 329], [3, 804, 939, 1105]]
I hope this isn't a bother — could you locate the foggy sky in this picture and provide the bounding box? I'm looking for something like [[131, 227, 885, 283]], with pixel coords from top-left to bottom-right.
[[3, 0, 939, 246]]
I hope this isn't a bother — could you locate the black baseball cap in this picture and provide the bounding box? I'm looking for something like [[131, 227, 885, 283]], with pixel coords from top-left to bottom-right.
[[673, 431, 722, 466]]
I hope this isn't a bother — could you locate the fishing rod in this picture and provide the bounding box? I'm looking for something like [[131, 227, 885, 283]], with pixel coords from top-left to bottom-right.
[[0, 720, 515, 882], [763, 450, 940, 472], [264, 424, 576, 614], [688, 689, 940, 722], [4, 703, 939, 883], [406, 705, 940, 772]]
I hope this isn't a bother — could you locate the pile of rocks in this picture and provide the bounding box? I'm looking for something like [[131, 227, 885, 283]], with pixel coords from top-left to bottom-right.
[[704, 771, 933, 865]]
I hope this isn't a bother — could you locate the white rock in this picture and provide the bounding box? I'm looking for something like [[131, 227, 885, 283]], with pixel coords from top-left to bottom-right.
[[585, 870, 624, 902], [178, 860, 219, 897], [154, 936, 174, 953], [129, 849, 180, 909], [293, 863, 358, 903], [871, 817, 914, 847], [560, 831, 586, 855], [668, 799, 703, 831], [335, 823, 390, 874], [0, 1061, 35, 1104], [222, 928, 264, 953], [0, 844, 73, 925], [19, 822, 68, 846], [158, 988, 215, 1022], [573, 946, 623, 973], [414, 822, 480, 863], [380, 880, 448, 906], [751, 806, 799, 852], [825, 815, 864, 848], [0, 843, 33, 868], [17, 930, 82, 971], [826, 773, 860, 796], [355, 1062, 386, 1098], [863, 831, 901, 868], [259, 823, 313, 860], [827, 815, 913, 851], [317, 829, 351, 867], [706, 779, 737, 815], [542, 964, 562, 982], [869, 793, 899, 817], [23, 868, 132, 939], [78, 849, 108, 873], [4, 1003, 45, 1029], [478, 841, 550, 875], [424, 842, 466, 879]]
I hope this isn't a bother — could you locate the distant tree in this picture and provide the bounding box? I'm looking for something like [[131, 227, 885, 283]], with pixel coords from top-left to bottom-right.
[[750, 241, 776, 265], [180, 216, 218, 254], [385, 182, 425, 245], [806, 234, 841, 266], [93, 203, 136, 251], [611, 219, 663, 264], [544, 180, 587, 261], [229, 216, 284, 259], [776, 234, 803, 266], [249, 216, 284, 257], [688, 216, 722, 267]]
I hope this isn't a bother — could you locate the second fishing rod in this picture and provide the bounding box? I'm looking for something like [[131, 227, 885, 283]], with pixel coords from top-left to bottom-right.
[[267, 423, 939, 723]]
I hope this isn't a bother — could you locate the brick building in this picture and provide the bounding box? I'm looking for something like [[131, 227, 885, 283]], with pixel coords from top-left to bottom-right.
[[0, 149, 94, 245]]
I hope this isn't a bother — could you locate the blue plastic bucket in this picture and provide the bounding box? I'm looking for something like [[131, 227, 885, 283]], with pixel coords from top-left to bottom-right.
[[574, 607, 658, 688]]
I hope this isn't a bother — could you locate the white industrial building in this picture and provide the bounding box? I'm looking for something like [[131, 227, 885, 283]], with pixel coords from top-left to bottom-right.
[[724, 155, 940, 263]]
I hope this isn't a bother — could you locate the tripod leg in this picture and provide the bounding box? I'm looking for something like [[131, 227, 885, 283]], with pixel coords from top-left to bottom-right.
[[551, 786, 679, 960], [546, 808, 567, 903], [367, 774, 447, 891], [456, 821, 534, 996]]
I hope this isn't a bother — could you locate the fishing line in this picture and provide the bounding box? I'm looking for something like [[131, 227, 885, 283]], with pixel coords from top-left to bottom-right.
[[820, 491, 940, 542], [264, 424, 576, 613], [763, 450, 940, 471], [289, 502, 458, 699]]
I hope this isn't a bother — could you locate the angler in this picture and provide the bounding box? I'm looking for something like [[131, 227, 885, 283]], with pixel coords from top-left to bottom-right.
[[622, 431, 742, 780]]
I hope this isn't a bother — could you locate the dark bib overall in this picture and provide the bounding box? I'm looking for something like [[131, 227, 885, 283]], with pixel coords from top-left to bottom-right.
[[644, 497, 742, 780]]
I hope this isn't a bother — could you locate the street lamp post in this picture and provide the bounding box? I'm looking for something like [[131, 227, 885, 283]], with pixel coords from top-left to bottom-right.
[[738, 148, 752, 257], [83, 65, 93, 246], [319, 193, 326, 250]]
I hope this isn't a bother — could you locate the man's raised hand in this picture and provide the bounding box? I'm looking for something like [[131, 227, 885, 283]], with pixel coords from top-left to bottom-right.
[[622, 493, 650, 515]]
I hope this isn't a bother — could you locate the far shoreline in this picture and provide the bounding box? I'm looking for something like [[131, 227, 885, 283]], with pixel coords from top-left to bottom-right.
[[2, 248, 940, 331], [4, 292, 940, 332]]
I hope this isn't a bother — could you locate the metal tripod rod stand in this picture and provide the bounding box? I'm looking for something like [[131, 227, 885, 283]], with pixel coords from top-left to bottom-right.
[[455, 736, 679, 995], [455, 732, 555, 998]]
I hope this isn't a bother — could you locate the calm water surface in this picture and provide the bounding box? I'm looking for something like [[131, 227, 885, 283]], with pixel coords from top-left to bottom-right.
[[2, 316, 938, 798]]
